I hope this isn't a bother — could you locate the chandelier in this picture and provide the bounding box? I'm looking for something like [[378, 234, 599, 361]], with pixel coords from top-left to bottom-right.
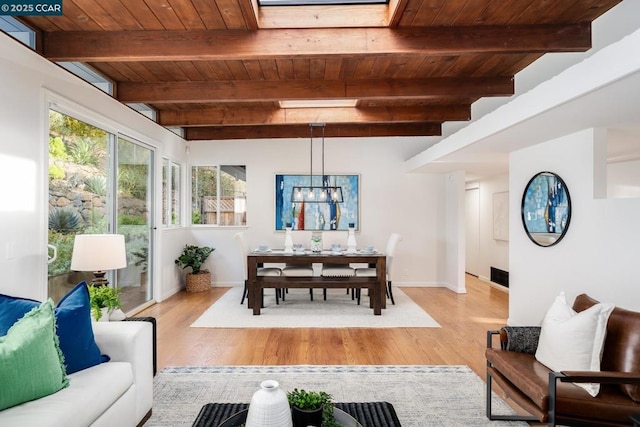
[[291, 123, 343, 203]]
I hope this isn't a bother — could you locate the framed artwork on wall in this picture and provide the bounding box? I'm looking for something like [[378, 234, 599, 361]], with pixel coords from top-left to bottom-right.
[[275, 174, 359, 231], [493, 191, 509, 241], [521, 171, 571, 247]]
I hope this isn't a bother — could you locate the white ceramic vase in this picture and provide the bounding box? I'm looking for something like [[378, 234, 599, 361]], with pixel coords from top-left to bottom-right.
[[284, 225, 294, 254], [245, 380, 293, 427]]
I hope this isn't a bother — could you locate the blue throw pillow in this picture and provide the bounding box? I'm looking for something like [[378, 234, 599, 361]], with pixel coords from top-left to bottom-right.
[[0, 293, 39, 335], [0, 282, 109, 374]]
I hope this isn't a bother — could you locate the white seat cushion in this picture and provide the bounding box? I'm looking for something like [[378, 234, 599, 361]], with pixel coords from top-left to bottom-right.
[[355, 268, 376, 277], [322, 264, 355, 277], [0, 362, 133, 427], [282, 265, 314, 277], [257, 267, 281, 277]]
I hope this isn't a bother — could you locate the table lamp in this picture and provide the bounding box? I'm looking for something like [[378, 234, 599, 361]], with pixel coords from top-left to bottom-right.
[[70, 234, 127, 286]]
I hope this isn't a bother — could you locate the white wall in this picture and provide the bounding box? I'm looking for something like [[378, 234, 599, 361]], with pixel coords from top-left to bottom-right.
[[443, 171, 466, 292], [0, 33, 187, 302], [509, 128, 640, 325], [186, 138, 450, 289], [477, 175, 509, 281], [608, 159, 640, 198]]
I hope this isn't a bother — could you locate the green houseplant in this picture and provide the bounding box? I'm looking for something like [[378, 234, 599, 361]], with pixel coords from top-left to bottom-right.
[[175, 244, 215, 292], [88, 284, 122, 321], [287, 388, 336, 427]]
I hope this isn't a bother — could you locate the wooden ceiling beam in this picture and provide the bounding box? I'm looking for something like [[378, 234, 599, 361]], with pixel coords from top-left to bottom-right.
[[117, 77, 513, 103], [157, 105, 469, 127], [42, 24, 591, 62], [184, 122, 442, 140]]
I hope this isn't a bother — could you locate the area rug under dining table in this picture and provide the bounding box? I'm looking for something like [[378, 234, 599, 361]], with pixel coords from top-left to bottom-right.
[[191, 287, 440, 328], [146, 365, 526, 426]]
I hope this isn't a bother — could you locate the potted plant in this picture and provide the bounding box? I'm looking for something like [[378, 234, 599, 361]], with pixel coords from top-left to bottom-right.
[[287, 388, 335, 427], [88, 284, 122, 321], [175, 244, 215, 292], [132, 245, 148, 286]]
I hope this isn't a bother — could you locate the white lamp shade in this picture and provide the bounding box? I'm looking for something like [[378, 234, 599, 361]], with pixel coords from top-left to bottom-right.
[[70, 234, 127, 272]]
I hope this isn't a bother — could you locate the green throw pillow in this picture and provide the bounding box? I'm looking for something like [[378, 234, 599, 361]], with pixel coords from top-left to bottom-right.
[[0, 299, 69, 410]]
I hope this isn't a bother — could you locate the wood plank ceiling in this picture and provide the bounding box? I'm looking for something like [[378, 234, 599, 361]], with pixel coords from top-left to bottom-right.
[[18, 0, 621, 140]]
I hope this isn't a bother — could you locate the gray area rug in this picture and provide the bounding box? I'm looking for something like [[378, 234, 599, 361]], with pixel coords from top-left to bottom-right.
[[191, 287, 440, 328], [146, 365, 525, 426]]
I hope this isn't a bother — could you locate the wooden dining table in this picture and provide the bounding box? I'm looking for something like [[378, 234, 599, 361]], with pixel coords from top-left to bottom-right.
[[247, 250, 387, 315]]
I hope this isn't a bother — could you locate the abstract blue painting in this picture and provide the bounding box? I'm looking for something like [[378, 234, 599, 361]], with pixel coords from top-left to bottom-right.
[[522, 173, 570, 234], [275, 174, 359, 231]]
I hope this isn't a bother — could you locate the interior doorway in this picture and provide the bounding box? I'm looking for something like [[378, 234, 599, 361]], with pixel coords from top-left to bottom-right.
[[465, 187, 480, 276]]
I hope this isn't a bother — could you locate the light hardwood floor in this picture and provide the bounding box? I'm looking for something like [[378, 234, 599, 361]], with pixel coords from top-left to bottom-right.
[[137, 274, 510, 379]]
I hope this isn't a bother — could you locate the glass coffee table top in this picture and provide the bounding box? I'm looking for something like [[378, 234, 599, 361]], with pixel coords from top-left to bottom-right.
[[218, 407, 362, 427]]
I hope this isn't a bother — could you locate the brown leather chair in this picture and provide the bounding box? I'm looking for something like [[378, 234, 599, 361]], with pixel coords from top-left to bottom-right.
[[486, 294, 640, 426]]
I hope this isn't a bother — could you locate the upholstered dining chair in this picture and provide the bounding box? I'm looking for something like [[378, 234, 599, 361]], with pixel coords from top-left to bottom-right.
[[355, 233, 402, 305], [234, 232, 282, 305]]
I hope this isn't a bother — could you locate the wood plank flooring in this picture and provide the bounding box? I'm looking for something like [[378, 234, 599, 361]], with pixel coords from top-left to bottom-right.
[[137, 274, 510, 379]]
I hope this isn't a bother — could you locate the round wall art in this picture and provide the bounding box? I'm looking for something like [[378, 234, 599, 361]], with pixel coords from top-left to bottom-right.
[[521, 171, 571, 247]]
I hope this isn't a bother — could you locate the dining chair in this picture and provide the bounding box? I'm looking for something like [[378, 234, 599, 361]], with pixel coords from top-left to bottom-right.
[[355, 233, 402, 305], [234, 232, 282, 305]]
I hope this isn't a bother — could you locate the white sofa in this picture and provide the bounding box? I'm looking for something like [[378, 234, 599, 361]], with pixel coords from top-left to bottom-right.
[[0, 321, 153, 427]]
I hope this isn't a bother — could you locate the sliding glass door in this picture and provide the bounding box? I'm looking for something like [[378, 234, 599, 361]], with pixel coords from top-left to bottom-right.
[[48, 109, 155, 313], [116, 137, 153, 309], [47, 110, 111, 301]]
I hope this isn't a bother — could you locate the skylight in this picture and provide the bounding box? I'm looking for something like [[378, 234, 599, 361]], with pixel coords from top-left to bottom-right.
[[0, 16, 35, 48], [280, 99, 358, 108], [259, 0, 387, 5]]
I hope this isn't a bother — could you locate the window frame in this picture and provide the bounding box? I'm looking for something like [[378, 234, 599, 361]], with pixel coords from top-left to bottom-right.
[[190, 164, 247, 227], [162, 157, 182, 228]]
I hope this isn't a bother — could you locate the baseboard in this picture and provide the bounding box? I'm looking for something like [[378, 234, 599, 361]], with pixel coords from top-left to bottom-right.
[[394, 281, 443, 287], [479, 276, 509, 293]]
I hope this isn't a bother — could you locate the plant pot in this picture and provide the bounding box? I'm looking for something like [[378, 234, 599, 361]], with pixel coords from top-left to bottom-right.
[[186, 271, 211, 292], [91, 307, 110, 322], [291, 405, 323, 427]]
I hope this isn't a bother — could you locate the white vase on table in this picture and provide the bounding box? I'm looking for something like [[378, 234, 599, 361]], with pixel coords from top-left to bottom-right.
[[346, 223, 357, 254], [284, 224, 294, 254], [245, 380, 293, 427]]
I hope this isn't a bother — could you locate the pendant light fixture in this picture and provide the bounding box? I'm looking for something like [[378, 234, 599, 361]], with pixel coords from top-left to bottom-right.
[[291, 123, 343, 203]]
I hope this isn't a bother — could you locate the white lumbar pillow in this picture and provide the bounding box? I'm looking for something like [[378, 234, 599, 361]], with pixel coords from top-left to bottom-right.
[[535, 292, 614, 397]]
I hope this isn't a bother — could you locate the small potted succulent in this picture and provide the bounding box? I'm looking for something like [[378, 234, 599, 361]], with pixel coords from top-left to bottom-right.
[[88, 284, 122, 321], [175, 244, 215, 292], [287, 388, 335, 427]]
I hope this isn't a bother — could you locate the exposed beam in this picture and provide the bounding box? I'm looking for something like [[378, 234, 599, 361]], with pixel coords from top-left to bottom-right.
[[239, 0, 259, 30], [387, 0, 410, 28], [42, 24, 591, 62], [157, 105, 470, 127], [117, 77, 513, 104], [184, 123, 442, 140]]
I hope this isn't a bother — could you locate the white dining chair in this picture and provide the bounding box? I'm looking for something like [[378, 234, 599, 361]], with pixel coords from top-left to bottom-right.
[[355, 233, 402, 305], [234, 232, 282, 305]]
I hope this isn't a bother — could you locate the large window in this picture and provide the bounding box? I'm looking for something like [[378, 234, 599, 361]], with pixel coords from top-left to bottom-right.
[[191, 165, 246, 226], [48, 109, 155, 313], [162, 158, 181, 226]]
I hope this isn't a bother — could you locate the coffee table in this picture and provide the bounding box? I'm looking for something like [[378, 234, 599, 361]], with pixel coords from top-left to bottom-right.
[[214, 407, 360, 426], [192, 401, 401, 427]]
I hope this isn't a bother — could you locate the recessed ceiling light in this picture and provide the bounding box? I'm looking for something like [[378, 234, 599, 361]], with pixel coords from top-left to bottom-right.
[[279, 99, 358, 108]]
